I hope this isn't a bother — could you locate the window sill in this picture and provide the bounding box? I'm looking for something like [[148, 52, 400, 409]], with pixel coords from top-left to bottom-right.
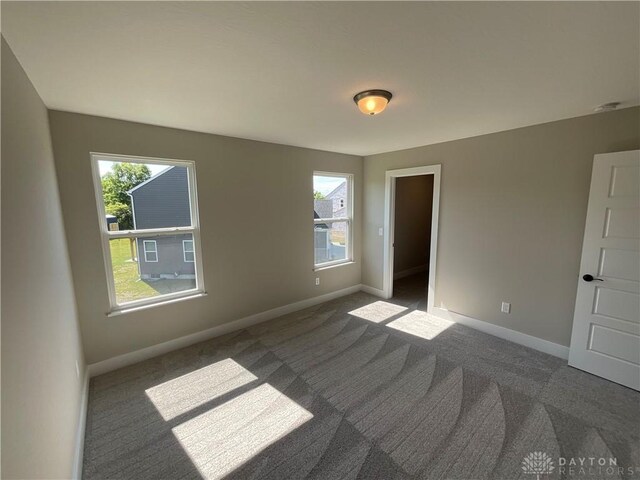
[[313, 261, 356, 272], [107, 291, 207, 317]]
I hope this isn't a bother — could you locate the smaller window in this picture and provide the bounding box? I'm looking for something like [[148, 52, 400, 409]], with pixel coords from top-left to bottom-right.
[[143, 240, 158, 263], [313, 172, 353, 268], [183, 239, 195, 263]]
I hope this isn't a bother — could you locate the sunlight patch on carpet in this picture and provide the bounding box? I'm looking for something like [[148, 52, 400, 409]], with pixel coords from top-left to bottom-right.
[[387, 310, 454, 340], [145, 358, 257, 420], [172, 383, 313, 479], [349, 301, 408, 323]]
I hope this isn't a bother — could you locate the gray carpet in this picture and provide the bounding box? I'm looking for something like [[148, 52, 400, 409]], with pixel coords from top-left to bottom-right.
[[83, 275, 640, 479]]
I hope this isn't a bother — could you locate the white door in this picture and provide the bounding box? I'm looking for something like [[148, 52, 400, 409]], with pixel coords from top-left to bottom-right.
[[569, 150, 640, 390]]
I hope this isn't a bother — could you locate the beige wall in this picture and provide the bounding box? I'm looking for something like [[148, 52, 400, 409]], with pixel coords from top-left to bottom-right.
[[393, 175, 434, 275], [363, 108, 640, 347], [48, 111, 362, 365], [1, 39, 85, 479]]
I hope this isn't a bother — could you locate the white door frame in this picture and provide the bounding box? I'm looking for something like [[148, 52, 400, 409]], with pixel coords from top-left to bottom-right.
[[383, 165, 441, 313]]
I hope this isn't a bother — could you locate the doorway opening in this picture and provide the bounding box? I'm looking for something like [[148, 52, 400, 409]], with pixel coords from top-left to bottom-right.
[[383, 165, 441, 314], [392, 175, 434, 307]]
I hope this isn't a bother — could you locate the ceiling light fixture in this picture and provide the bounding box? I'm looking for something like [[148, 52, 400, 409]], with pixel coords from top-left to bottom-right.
[[353, 89, 392, 116]]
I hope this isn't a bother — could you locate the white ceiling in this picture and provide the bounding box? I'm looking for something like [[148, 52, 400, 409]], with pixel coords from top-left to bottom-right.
[[3, 1, 638, 156]]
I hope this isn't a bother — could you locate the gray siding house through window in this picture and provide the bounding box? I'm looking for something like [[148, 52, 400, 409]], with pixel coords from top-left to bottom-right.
[[128, 166, 195, 279], [313, 180, 347, 265]]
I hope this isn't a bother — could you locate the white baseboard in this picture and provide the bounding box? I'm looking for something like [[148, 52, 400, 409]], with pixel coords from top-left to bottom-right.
[[360, 284, 386, 298], [87, 284, 567, 379], [88, 284, 362, 377], [430, 306, 570, 360], [72, 369, 89, 479], [393, 264, 428, 280]]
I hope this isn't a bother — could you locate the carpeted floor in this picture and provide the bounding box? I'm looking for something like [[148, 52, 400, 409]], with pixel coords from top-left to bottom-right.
[[83, 274, 640, 479]]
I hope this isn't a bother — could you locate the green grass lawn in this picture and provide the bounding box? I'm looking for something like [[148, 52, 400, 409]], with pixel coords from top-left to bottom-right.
[[110, 239, 195, 304]]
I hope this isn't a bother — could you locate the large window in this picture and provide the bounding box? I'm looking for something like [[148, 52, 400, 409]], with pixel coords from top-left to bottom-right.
[[313, 172, 353, 268], [91, 153, 205, 312]]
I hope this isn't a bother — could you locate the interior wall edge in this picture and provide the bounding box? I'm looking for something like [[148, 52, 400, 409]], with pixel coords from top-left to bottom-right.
[[72, 370, 90, 480], [1, 37, 86, 479]]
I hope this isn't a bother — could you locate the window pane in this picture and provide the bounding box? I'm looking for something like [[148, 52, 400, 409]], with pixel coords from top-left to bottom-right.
[[110, 235, 197, 305], [313, 175, 348, 219], [314, 222, 348, 265], [98, 160, 192, 230], [144, 241, 157, 252]]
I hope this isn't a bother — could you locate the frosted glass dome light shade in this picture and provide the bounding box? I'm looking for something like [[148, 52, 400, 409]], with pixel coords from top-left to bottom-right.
[[353, 90, 392, 116]]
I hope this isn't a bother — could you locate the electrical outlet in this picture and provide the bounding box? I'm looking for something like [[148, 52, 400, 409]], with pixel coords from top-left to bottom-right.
[[315, 277, 320, 286], [378, 227, 384, 236], [75, 360, 80, 378], [501, 302, 511, 314]]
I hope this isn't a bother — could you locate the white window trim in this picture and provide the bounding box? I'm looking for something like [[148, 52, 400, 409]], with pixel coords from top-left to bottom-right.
[[91, 152, 206, 314], [313, 171, 354, 269], [143, 240, 158, 263], [183, 239, 195, 263]]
